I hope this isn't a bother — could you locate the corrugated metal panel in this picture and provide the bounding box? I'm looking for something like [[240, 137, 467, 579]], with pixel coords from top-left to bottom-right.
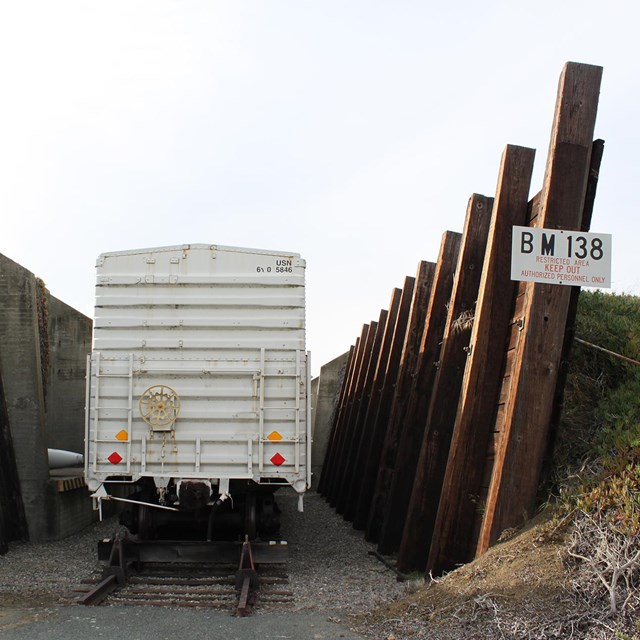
[[85, 244, 309, 496]]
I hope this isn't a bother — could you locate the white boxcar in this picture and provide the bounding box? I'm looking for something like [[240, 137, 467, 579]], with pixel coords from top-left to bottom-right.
[[85, 244, 310, 528]]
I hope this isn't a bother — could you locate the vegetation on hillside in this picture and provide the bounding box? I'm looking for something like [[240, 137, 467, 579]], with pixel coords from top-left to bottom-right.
[[554, 291, 640, 637], [366, 291, 640, 640]]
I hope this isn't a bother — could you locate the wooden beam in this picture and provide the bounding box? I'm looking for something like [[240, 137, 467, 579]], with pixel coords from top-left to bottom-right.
[[344, 289, 403, 522], [336, 310, 388, 516], [365, 261, 436, 543], [378, 230, 462, 555], [353, 277, 415, 530], [542, 139, 605, 486], [326, 326, 369, 505], [477, 63, 603, 554], [318, 342, 357, 496], [397, 194, 493, 572], [426, 144, 536, 575], [317, 344, 355, 495], [328, 323, 375, 508]]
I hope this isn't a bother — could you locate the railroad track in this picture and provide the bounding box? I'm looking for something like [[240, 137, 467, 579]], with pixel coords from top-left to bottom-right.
[[74, 533, 292, 615], [75, 562, 293, 612]]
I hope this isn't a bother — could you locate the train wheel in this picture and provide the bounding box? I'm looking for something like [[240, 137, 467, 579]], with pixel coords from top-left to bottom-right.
[[258, 493, 281, 537], [138, 504, 156, 540], [244, 491, 257, 540], [244, 491, 258, 540]]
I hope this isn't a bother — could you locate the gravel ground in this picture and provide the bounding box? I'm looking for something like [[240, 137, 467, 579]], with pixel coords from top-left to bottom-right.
[[0, 493, 626, 640], [280, 490, 407, 616], [0, 491, 409, 638], [0, 516, 125, 607]]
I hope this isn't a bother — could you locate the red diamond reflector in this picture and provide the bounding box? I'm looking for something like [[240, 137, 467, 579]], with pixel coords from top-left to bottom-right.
[[270, 452, 285, 466], [108, 452, 123, 465]]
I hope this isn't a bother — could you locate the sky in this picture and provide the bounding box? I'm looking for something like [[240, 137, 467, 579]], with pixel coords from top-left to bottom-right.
[[1, 1, 638, 375]]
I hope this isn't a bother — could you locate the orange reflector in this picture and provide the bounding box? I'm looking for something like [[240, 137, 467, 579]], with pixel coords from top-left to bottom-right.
[[115, 429, 128, 441], [267, 431, 283, 441], [108, 452, 123, 465], [270, 452, 285, 466]]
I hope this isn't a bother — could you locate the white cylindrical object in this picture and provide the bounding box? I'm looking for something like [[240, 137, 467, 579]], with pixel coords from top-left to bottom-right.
[[48, 448, 84, 469]]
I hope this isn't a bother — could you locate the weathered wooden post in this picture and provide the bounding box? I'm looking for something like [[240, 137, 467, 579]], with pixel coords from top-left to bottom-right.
[[352, 277, 415, 530], [397, 193, 493, 571], [476, 62, 603, 554], [378, 231, 461, 555], [336, 311, 388, 515], [366, 261, 435, 543], [544, 138, 604, 478], [325, 328, 368, 504], [343, 289, 402, 521], [317, 344, 355, 496], [427, 144, 535, 575]]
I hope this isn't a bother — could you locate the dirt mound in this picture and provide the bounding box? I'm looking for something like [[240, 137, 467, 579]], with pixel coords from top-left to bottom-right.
[[358, 511, 584, 639]]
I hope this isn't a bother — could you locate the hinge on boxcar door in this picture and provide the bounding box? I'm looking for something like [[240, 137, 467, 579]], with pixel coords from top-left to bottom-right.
[[517, 317, 525, 331], [463, 344, 473, 356]]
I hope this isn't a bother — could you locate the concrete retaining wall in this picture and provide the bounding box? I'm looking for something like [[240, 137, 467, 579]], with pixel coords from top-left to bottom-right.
[[46, 296, 92, 454], [45, 481, 96, 540], [310, 351, 349, 488], [0, 254, 50, 541], [0, 253, 92, 542], [0, 369, 28, 553]]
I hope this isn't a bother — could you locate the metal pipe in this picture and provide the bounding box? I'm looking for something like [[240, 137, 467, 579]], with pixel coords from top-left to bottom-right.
[[103, 495, 180, 512], [574, 337, 640, 367]]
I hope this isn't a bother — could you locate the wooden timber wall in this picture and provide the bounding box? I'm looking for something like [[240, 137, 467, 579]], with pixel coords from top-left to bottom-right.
[[318, 62, 604, 574]]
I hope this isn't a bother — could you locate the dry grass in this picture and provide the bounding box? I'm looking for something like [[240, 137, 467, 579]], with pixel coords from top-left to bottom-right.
[[356, 509, 637, 639], [450, 308, 474, 335]]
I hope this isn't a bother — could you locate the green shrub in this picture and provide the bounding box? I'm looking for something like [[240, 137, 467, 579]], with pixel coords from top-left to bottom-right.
[[555, 291, 640, 478]]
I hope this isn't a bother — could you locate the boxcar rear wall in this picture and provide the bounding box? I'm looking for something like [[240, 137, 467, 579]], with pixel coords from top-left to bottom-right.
[[86, 244, 310, 495]]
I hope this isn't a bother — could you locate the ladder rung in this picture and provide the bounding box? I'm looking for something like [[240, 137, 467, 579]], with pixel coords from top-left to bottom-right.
[[96, 374, 133, 378]]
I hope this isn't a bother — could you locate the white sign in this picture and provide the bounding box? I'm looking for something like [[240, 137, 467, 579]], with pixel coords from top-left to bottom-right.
[[511, 226, 611, 288]]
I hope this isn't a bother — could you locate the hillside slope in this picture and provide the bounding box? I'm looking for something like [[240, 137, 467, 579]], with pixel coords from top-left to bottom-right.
[[358, 291, 640, 640], [362, 511, 577, 639]]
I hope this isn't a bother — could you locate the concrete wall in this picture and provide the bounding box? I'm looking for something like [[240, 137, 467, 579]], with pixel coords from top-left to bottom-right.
[[46, 296, 92, 454], [45, 480, 96, 540], [0, 253, 92, 542], [310, 351, 349, 488], [310, 375, 319, 455], [0, 254, 50, 541], [0, 369, 28, 552]]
